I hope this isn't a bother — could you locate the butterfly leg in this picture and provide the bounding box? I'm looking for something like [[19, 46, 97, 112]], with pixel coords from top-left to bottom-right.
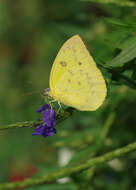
[[47, 99, 62, 114], [57, 101, 62, 113], [49, 99, 57, 109]]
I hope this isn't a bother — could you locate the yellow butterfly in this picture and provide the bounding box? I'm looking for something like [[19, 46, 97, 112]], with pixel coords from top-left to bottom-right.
[[49, 35, 107, 111]]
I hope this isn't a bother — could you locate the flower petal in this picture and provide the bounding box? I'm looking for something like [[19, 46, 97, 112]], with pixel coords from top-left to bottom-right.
[[32, 124, 45, 136], [42, 127, 56, 138], [37, 104, 51, 113], [33, 104, 57, 138], [43, 109, 56, 127]]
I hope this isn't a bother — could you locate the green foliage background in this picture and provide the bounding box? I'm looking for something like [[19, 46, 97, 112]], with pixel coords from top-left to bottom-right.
[[0, 0, 136, 189]]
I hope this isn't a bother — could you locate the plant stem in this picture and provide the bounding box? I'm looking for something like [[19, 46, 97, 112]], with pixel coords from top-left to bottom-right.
[[0, 141, 136, 190], [0, 108, 73, 131], [0, 121, 34, 130]]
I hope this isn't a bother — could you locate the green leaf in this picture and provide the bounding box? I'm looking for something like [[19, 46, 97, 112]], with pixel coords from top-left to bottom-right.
[[105, 18, 136, 29], [120, 35, 136, 50], [107, 40, 136, 67]]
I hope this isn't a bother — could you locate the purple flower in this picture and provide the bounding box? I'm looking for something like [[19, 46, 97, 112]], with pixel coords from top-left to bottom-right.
[[32, 124, 56, 137], [32, 124, 45, 135], [42, 127, 56, 138], [43, 109, 56, 127], [33, 104, 57, 138], [37, 104, 51, 113]]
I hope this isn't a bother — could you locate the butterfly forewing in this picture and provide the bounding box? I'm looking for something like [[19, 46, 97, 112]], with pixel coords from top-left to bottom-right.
[[49, 35, 107, 111]]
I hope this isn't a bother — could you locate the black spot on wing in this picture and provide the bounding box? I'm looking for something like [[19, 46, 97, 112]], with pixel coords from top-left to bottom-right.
[[78, 62, 82, 65], [60, 61, 67, 67]]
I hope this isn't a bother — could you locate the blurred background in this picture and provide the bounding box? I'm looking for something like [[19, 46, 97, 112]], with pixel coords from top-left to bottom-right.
[[0, 0, 136, 189]]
